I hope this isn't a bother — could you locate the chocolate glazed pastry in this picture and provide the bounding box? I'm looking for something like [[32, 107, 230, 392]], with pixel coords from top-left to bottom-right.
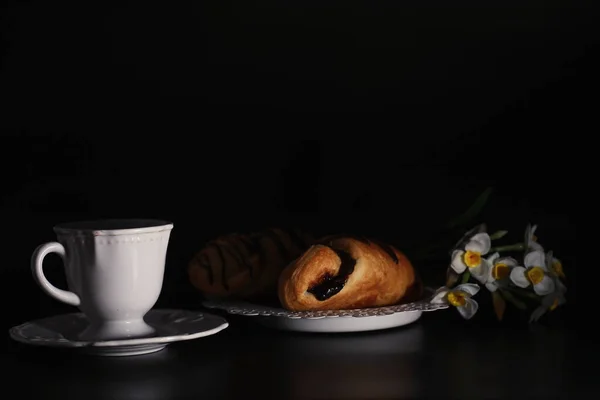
[[278, 236, 422, 311], [188, 228, 315, 301]]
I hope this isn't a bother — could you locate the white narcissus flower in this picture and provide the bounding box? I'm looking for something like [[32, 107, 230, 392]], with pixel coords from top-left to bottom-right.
[[484, 253, 519, 292], [529, 277, 567, 322], [431, 283, 480, 320], [509, 250, 555, 296], [546, 278, 567, 310], [549, 256, 565, 279], [544, 251, 567, 309], [450, 232, 491, 284], [524, 224, 544, 252]]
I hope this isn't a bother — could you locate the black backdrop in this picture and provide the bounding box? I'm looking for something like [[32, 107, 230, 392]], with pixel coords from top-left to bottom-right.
[[1, 1, 590, 331]]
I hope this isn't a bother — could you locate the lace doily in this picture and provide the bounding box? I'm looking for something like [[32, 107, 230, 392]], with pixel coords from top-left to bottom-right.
[[203, 299, 448, 320]]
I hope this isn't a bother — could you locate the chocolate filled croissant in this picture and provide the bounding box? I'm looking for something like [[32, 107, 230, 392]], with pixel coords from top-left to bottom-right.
[[188, 228, 314, 300], [278, 235, 422, 311]]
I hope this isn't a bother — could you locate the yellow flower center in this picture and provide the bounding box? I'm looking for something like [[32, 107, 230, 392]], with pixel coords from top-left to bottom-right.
[[552, 260, 565, 278], [550, 298, 560, 311], [532, 234, 538, 242], [526, 266, 545, 285], [492, 263, 510, 280], [447, 291, 467, 307], [463, 250, 481, 268]]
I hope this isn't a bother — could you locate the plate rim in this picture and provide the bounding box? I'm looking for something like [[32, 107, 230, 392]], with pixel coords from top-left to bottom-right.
[[202, 297, 448, 320], [257, 309, 425, 333]]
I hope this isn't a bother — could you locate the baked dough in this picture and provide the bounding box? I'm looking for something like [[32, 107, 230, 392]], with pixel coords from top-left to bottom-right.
[[188, 228, 314, 300], [278, 235, 421, 311]]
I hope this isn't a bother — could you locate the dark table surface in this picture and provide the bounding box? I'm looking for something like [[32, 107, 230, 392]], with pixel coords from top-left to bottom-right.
[[2, 305, 589, 400]]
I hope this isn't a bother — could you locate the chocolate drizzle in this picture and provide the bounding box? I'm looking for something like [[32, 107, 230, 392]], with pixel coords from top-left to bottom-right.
[[211, 243, 229, 290], [307, 247, 357, 301], [223, 244, 253, 278], [239, 234, 258, 252], [232, 237, 255, 277], [197, 254, 214, 284], [244, 234, 265, 268], [263, 228, 289, 259]]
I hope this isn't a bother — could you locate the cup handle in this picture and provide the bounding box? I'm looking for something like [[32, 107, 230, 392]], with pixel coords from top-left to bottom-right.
[[31, 242, 81, 307]]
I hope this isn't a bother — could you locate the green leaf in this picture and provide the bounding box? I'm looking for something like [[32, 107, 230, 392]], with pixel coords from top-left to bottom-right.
[[492, 291, 506, 321], [461, 271, 471, 284], [510, 286, 543, 302], [529, 305, 548, 323], [499, 289, 527, 310], [488, 243, 525, 253], [489, 230, 508, 240], [446, 187, 494, 229]]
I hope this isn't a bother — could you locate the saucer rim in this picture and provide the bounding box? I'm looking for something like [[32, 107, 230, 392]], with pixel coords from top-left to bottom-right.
[[9, 308, 229, 348]]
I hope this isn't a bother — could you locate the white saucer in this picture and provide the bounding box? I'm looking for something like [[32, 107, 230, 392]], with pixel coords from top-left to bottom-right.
[[202, 299, 447, 333], [9, 309, 229, 356]]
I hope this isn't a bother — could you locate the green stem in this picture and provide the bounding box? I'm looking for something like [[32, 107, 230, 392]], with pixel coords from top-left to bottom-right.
[[507, 286, 542, 301], [499, 289, 527, 309], [461, 271, 471, 284], [489, 243, 525, 253]]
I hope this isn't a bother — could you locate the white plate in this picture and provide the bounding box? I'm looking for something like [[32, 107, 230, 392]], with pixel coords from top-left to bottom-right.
[[9, 309, 229, 356], [202, 299, 447, 333]]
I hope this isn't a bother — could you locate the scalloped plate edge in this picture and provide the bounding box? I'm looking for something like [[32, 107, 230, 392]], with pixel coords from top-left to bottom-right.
[[202, 300, 449, 320]]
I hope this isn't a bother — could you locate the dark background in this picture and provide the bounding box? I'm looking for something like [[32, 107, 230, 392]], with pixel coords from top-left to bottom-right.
[[1, 1, 589, 332]]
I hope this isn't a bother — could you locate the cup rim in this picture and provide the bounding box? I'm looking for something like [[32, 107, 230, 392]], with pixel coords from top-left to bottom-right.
[[53, 219, 174, 236]]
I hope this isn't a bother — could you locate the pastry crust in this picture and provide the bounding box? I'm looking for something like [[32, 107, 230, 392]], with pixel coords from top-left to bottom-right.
[[278, 236, 421, 311], [188, 228, 314, 300]]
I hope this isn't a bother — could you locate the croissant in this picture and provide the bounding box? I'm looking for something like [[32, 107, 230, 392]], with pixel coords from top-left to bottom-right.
[[278, 235, 422, 311], [188, 228, 314, 300]]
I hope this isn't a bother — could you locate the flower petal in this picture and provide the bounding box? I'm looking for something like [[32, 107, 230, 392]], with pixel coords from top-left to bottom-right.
[[525, 224, 544, 252], [451, 250, 467, 274], [556, 278, 567, 293], [486, 258, 497, 283], [454, 283, 480, 297], [485, 282, 498, 292], [470, 258, 490, 284], [524, 250, 546, 269], [431, 287, 450, 304], [540, 280, 565, 307], [545, 251, 554, 269], [548, 255, 565, 279], [530, 241, 544, 252], [509, 267, 530, 288], [457, 298, 479, 320], [465, 240, 482, 253], [525, 224, 537, 244], [541, 293, 557, 308], [557, 292, 567, 305], [497, 256, 518, 267], [533, 275, 555, 296], [551, 256, 561, 266], [466, 233, 491, 254], [486, 251, 500, 264], [453, 224, 485, 251]]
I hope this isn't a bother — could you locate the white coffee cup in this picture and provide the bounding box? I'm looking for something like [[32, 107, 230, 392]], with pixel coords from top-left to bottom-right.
[[31, 219, 174, 341]]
